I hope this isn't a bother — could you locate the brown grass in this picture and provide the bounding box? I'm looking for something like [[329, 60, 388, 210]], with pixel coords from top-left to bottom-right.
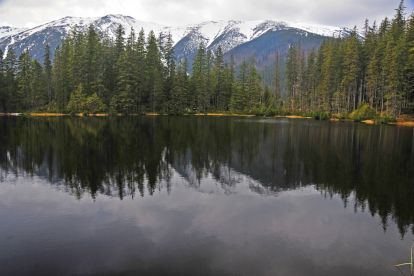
[[193, 113, 255, 117], [88, 113, 110, 117], [361, 119, 376, 125], [394, 121, 414, 127], [285, 115, 312, 119], [28, 113, 66, 117]]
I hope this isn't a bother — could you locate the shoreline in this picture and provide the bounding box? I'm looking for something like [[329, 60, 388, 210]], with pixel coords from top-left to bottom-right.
[[1, 112, 414, 127]]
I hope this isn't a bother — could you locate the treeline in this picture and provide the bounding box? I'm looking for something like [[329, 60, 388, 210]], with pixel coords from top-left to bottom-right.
[[0, 24, 266, 114], [285, 1, 414, 118], [0, 1, 413, 117]]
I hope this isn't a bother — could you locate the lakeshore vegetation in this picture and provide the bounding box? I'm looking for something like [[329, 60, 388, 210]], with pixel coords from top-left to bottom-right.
[[0, 1, 413, 121]]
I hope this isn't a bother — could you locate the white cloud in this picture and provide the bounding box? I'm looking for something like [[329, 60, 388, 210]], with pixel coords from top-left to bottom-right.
[[0, 0, 408, 28]]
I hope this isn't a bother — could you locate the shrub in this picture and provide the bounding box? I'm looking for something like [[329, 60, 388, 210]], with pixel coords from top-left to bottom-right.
[[67, 84, 107, 114], [109, 92, 135, 114], [309, 111, 330, 120], [375, 114, 396, 124], [83, 93, 107, 113], [348, 103, 377, 121]]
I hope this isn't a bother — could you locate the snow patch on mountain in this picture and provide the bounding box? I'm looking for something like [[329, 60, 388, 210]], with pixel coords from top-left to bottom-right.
[[0, 26, 27, 40], [177, 19, 349, 52], [0, 15, 351, 62]]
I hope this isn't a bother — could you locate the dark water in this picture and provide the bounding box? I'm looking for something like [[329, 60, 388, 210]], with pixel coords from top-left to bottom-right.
[[0, 117, 413, 276]]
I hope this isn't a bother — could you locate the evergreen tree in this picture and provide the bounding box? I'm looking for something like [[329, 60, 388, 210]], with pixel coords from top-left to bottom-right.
[[2, 1, 413, 116], [406, 13, 414, 108], [170, 59, 189, 114], [273, 51, 282, 108], [212, 46, 226, 111], [84, 25, 104, 96], [230, 61, 249, 112], [3, 49, 18, 111], [44, 44, 52, 102], [247, 62, 263, 110], [340, 28, 361, 112], [0, 50, 5, 111], [192, 43, 208, 112], [163, 33, 175, 113], [29, 60, 47, 109], [134, 29, 147, 111], [145, 31, 164, 112]]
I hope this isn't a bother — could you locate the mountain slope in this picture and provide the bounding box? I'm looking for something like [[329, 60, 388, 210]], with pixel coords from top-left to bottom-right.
[[0, 15, 350, 67]]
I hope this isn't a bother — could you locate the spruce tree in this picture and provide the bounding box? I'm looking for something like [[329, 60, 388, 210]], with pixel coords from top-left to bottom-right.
[[273, 51, 282, 108], [3, 49, 17, 111], [134, 29, 146, 111], [145, 31, 164, 112], [44, 44, 52, 103], [0, 50, 5, 111], [192, 43, 207, 112], [163, 33, 175, 113]]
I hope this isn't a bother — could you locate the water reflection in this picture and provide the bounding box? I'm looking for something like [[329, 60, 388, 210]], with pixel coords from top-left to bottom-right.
[[0, 116, 413, 236]]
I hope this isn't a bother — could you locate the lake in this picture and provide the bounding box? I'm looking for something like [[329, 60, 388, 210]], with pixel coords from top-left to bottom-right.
[[0, 116, 413, 276]]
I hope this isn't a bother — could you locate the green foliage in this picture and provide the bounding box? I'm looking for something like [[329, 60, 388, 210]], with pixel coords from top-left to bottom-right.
[[40, 101, 59, 112], [83, 93, 107, 113], [348, 103, 377, 121], [375, 114, 396, 124], [310, 111, 331, 120], [2, 2, 414, 119], [109, 91, 135, 114], [67, 84, 107, 113]]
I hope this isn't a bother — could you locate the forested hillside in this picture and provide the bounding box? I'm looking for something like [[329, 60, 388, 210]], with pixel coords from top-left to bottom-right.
[[0, 1, 413, 118], [284, 1, 414, 118]]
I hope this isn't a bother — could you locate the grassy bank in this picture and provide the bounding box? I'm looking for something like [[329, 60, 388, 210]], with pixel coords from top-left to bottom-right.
[[1, 111, 414, 127]]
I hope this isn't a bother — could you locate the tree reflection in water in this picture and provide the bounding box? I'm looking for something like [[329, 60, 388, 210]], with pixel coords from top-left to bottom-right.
[[0, 116, 413, 236]]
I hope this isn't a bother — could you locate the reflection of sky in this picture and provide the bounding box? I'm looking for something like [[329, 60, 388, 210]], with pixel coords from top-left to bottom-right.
[[0, 173, 412, 276]]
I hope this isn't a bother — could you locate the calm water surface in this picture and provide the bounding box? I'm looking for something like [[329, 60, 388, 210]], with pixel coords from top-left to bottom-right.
[[0, 117, 413, 276]]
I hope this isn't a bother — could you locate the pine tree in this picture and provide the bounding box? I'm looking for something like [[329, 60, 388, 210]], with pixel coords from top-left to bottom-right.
[[44, 44, 52, 103], [192, 43, 208, 112], [405, 13, 414, 111], [341, 28, 361, 112], [222, 55, 235, 111], [384, 1, 407, 116], [30, 60, 47, 109], [145, 31, 164, 112], [3, 49, 17, 111], [286, 45, 299, 111], [114, 24, 125, 60], [0, 49, 5, 111], [170, 59, 189, 114], [113, 28, 138, 114], [230, 61, 249, 112], [212, 46, 226, 111], [84, 25, 104, 96], [273, 51, 282, 108], [247, 62, 263, 111], [17, 51, 32, 111], [53, 38, 74, 111], [163, 33, 175, 113], [135, 29, 146, 111]]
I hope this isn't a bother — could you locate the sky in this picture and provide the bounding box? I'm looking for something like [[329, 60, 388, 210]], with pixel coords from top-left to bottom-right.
[[0, 0, 413, 28]]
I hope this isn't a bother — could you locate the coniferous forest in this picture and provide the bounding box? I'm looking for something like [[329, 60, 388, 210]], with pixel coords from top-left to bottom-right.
[[0, 1, 413, 119]]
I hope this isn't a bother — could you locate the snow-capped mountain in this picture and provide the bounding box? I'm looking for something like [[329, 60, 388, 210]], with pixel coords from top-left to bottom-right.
[[0, 26, 27, 40], [174, 19, 350, 69], [0, 15, 351, 68]]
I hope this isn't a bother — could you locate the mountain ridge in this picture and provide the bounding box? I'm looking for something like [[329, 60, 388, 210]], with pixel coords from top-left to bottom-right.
[[0, 14, 352, 68]]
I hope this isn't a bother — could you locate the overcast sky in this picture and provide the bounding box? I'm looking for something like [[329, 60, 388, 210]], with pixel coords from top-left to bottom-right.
[[0, 0, 413, 28]]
